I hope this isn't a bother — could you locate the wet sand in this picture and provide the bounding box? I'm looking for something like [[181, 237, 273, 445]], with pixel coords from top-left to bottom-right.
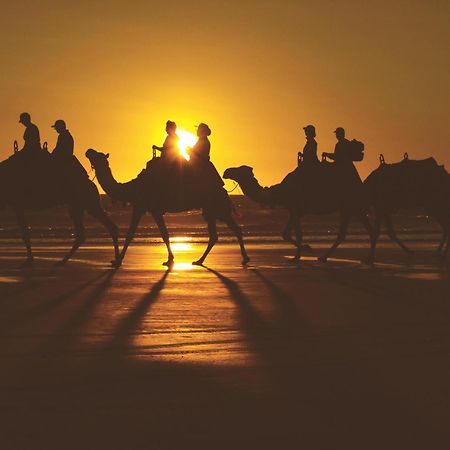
[[1, 242, 449, 449]]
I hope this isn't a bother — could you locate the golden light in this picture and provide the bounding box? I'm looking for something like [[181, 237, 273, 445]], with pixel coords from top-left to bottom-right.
[[177, 129, 197, 161]]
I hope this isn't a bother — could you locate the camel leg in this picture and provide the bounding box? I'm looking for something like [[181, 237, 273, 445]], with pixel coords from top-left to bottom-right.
[[318, 214, 350, 263], [114, 207, 143, 267], [358, 213, 377, 265], [288, 212, 303, 262], [367, 212, 382, 264], [152, 212, 174, 266], [59, 207, 86, 265], [223, 215, 250, 265], [15, 208, 33, 266], [431, 214, 449, 257], [384, 213, 413, 257], [193, 219, 218, 266], [443, 233, 450, 259], [87, 206, 120, 262], [282, 212, 312, 253]]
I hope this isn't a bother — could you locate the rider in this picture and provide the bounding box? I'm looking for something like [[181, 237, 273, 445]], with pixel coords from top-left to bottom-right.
[[301, 124, 319, 164], [189, 123, 212, 161], [322, 127, 351, 163], [188, 123, 224, 189], [152, 120, 180, 160], [18, 112, 41, 154], [51, 120, 74, 158]]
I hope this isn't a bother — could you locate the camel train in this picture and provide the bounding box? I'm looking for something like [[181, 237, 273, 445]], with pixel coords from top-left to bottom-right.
[[1, 150, 448, 268], [1, 134, 449, 267]]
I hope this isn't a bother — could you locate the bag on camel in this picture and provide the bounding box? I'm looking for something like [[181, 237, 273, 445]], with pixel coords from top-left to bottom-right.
[[348, 139, 364, 161]]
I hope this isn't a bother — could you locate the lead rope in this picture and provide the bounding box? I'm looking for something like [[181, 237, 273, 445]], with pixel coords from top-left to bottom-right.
[[225, 181, 239, 193], [89, 165, 97, 182]]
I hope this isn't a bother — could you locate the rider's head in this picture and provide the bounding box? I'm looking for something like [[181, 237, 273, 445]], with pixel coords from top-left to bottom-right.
[[19, 112, 31, 126], [334, 127, 345, 141], [51, 119, 67, 134], [196, 123, 211, 138], [166, 120, 177, 134], [303, 124, 316, 139]]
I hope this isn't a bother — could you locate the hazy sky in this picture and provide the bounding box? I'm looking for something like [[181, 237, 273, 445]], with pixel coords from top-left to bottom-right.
[[1, 0, 449, 187]]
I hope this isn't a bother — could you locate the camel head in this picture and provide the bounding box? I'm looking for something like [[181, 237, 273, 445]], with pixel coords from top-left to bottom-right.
[[85, 148, 110, 171], [223, 166, 255, 185]]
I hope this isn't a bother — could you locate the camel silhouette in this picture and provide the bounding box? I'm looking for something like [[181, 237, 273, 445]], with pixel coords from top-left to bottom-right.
[[0, 153, 119, 266], [223, 164, 376, 263], [365, 154, 450, 260], [85, 149, 249, 267]]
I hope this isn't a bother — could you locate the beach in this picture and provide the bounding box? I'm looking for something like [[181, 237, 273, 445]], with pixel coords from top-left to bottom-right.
[[1, 240, 449, 449]]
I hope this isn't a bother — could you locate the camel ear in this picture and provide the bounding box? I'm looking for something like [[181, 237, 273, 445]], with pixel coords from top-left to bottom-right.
[[106, 153, 110, 159]]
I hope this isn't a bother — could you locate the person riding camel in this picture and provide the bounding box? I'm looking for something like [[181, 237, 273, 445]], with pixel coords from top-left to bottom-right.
[[322, 127, 351, 164], [50, 119, 88, 187], [18, 112, 41, 154], [188, 123, 224, 191], [152, 120, 180, 161], [51, 120, 74, 159], [301, 124, 319, 165]]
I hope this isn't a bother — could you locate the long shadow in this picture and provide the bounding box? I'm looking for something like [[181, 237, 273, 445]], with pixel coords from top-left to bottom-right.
[[105, 267, 171, 353], [39, 269, 118, 355], [251, 268, 307, 333], [21, 271, 109, 319]]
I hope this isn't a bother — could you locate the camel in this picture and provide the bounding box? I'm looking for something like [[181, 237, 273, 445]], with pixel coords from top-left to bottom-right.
[[0, 152, 119, 266], [85, 149, 249, 267], [223, 163, 376, 263], [364, 154, 450, 260]]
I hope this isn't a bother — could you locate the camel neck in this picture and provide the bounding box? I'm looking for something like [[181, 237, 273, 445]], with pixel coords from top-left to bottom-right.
[[238, 176, 275, 206], [94, 164, 127, 202]]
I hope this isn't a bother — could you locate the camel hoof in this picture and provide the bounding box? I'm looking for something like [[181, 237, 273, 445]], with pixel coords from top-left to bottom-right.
[[361, 257, 374, 266], [192, 260, 204, 266], [318, 256, 327, 264], [288, 256, 300, 264], [301, 244, 313, 253], [55, 259, 68, 267], [20, 258, 34, 268], [242, 255, 250, 265], [111, 258, 123, 268]]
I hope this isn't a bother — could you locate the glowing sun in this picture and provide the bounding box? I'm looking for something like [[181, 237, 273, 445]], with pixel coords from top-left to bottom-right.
[[177, 129, 197, 160]]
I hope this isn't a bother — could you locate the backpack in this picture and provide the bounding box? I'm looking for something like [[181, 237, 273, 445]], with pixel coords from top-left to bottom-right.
[[348, 139, 364, 161]]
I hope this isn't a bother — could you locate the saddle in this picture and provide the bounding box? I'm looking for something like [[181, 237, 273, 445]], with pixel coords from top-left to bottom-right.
[[140, 156, 225, 211]]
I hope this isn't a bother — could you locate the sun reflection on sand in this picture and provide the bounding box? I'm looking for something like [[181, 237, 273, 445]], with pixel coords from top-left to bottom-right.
[[172, 262, 195, 271], [171, 236, 194, 252]]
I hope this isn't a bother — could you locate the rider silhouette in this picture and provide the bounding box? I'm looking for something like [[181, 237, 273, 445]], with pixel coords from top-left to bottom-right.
[[152, 120, 180, 160], [19, 112, 41, 154], [51, 120, 74, 158], [301, 125, 319, 164], [188, 123, 224, 189], [322, 127, 351, 163], [189, 123, 211, 161]]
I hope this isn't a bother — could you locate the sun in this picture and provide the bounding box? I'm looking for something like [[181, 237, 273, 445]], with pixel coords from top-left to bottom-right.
[[177, 129, 197, 161]]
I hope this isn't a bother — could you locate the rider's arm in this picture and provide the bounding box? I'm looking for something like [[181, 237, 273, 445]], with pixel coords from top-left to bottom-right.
[[322, 152, 335, 160]]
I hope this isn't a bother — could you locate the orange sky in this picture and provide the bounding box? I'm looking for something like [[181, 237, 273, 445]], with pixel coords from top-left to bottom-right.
[[1, 1, 449, 187]]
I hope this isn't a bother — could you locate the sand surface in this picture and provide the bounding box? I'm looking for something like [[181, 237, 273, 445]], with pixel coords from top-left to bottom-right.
[[1, 241, 449, 449]]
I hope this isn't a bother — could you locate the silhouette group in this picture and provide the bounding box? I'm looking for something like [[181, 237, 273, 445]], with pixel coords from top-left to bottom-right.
[[1, 113, 449, 267]]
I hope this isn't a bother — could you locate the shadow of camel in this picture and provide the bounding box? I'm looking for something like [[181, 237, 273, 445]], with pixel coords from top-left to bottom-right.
[[38, 268, 118, 355], [105, 267, 171, 352]]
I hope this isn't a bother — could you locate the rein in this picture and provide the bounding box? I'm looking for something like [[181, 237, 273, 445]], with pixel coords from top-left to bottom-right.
[[225, 181, 239, 193], [89, 165, 97, 182]]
